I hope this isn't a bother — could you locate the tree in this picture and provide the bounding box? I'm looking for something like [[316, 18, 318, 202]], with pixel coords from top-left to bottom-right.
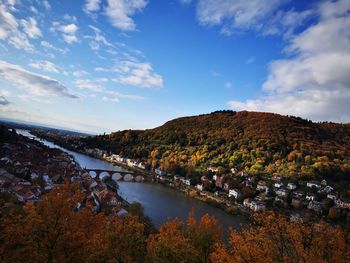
[[147, 218, 198, 263], [210, 211, 350, 263]]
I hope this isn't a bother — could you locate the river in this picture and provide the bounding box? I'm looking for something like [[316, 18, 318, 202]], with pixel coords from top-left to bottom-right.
[[17, 129, 247, 230]]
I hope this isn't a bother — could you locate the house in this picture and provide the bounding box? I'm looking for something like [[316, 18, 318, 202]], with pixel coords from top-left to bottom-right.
[[274, 182, 283, 188], [137, 162, 146, 169], [228, 188, 242, 199], [18, 179, 31, 186], [155, 168, 166, 176], [196, 184, 203, 191], [184, 178, 192, 186], [243, 198, 253, 208], [307, 181, 321, 189], [306, 193, 317, 201], [327, 193, 337, 200], [250, 201, 266, 212], [99, 190, 122, 206], [276, 189, 289, 198], [335, 198, 350, 209], [208, 166, 219, 173], [23, 191, 38, 202], [30, 172, 39, 180], [230, 167, 238, 174], [322, 185, 334, 193], [272, 175, 282, 182], [287, 183, 297, 190], [293, 190, 304, 198], [116, 208, 128, 217], [256, 180, 267, 191]]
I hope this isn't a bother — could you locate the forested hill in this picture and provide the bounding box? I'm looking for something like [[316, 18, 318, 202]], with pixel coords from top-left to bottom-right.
[[81, 111, 350, 180]]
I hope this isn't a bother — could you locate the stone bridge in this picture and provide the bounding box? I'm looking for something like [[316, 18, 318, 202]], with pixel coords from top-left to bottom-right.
[[85, 169, 145, 182]]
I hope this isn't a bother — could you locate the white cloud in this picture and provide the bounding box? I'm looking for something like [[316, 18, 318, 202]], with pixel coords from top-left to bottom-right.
[[74, 79, 105, 92], [63, 14, 77, 22], [51, 22, 79, 44], [106, 0, 148, 31], [42, 0, 51, 10], [85, 0, 148, 31], [0, 4, 33, 51], [73, 70, 88, 78], [0, 60, 77, 98], [192, 0, 314, 37], [84, 0, 101, 13], [262, 9, 313, 38], [20, 17, 41, 39], [196, 0, 287, 32], [74, 78, 144, 102], [30, 6, 38, 14], [112, 60, 163, 88], [86, 25, 113, 50], [29, 60, 59, 73], [60, 23, 78, 34], [63, 34, 78, 44], [228, 0, 350, 123], [40, 40, 68, 54]]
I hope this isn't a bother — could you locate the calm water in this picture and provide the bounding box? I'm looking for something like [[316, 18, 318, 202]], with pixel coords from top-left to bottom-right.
[[17, 129, 247, 230]]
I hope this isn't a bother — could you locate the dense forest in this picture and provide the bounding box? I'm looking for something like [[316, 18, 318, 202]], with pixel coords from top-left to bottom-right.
[[80, 111, 350, 181], [1, 183, 349, 263]]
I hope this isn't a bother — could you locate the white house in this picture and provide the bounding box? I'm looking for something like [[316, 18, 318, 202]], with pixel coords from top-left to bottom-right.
[[155, 168, 166, 176], [335, 198, 350, 209], [327, 193, 337, 200], [243, 198, 253, 208], [196, 184, 203, 191], [274, 182, 283, 188], [307, 181, 321, 189], [228, 188, 242, 199], [230, 167, 238, 174], [276, 189, 289, 198], [306, 193, 317, 201], [250, 201, 266, 212], [185, 179, 191, 186], [208, 166, 219, 173], [287, 183, 297, 190]]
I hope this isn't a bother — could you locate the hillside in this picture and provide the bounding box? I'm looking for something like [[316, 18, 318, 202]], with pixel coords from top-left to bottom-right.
[[80, 111, 350, 181]]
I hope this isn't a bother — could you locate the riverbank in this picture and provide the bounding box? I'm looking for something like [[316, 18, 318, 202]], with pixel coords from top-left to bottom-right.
[[30, 130, 252, 219]]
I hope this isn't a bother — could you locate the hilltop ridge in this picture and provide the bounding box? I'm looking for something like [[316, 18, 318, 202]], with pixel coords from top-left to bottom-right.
[[72, 111, 350, 181]]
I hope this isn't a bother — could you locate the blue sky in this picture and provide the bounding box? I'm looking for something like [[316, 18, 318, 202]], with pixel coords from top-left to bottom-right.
[[0, 0, 349, 134]]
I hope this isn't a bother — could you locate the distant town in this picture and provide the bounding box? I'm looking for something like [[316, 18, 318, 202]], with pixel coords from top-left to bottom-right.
[[0, 126, 129, 218]]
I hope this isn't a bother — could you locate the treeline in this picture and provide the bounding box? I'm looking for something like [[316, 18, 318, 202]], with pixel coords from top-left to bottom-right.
[[1, 183, 349, 263], [78, 111, 350, 181]]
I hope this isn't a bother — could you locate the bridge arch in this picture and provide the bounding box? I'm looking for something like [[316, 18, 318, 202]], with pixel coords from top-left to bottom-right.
[[100, 171, 110, 180], [135, 175, 144, 182], [112, 172, 122, 181], [123, 173, 133, 182], [89, 171, 97, 178]]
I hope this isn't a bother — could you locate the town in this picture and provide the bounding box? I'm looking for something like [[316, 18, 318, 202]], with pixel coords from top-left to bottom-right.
[[0, 127, 129, 217], [98, 150, 350, 223]]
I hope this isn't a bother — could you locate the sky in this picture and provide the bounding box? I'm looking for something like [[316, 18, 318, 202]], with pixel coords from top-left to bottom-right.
[[0, 0, 349, 134]]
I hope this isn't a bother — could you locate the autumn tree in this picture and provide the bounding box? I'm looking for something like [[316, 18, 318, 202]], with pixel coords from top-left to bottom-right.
[[210, 211, 350, 263]]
